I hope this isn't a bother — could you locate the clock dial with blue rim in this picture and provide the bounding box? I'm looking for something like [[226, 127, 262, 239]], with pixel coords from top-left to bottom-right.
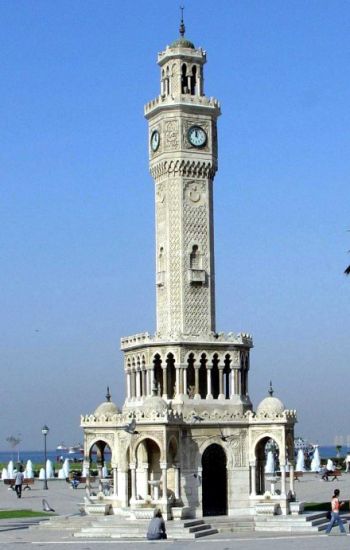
[[151, 130, 160, 151], [188, 126, 207, 148]]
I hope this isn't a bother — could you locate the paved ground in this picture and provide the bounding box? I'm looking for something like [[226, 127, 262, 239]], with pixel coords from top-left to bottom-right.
[[1, 473, 350, 549]]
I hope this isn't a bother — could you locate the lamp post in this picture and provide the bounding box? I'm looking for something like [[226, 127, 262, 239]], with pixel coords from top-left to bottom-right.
[[41, 425, 49, 490]]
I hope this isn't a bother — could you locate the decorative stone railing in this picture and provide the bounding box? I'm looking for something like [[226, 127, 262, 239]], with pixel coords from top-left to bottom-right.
[[144, 94, 220, 115], [121, 331, 253, 350]]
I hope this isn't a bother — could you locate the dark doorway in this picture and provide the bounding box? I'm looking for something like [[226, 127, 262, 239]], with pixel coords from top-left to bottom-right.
[[202, 444, 227, 516]]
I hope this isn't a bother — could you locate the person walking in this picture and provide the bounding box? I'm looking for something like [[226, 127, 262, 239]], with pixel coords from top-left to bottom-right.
[[14, 467, 24, 499], [146, 509, 167, 540], [325, 489, 346, 534]]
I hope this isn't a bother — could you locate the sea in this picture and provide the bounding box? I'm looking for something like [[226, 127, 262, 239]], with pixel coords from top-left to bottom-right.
[[0, 446, 341, 465]]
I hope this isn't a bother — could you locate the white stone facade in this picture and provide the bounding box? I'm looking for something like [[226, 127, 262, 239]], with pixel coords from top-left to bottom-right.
[[81, 29, 297, 520]]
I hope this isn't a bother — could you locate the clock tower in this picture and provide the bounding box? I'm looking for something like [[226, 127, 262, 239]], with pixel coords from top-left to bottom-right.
[[81, 18, 297, 522], [145, 23, 220, 338]]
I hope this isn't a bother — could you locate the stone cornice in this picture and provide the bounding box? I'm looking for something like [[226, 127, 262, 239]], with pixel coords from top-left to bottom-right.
[[120, 331, 253, 351], [150, 159, 217, 180]]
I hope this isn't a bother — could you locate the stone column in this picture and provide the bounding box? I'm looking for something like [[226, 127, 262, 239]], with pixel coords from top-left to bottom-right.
[[234, 368, 240, 395], [149, 368, 155, 396], [143, 464, 149, 499], [194, 366, 200, 399], [83, 459, 90, 490], [280, 464, 286, 496], [218, 366, 225, 400], [126, 371, 131, 400], [230, 367, 235, 398], [174, 464, 180, 500], [131, 370, 136, 399], [183, 367, 187, 396], [130, 463, 137, 502], [250, 461, 257, 496], [175, 365, 181, 396], [289, 462, 295, 495], [136, 370, 141, 398], [160, 463, 168, 502], [112, 467, 118, 496], [142, 370, 147, 397], [118, 470, 129, 507], [206, 366, 212, 399], [162, 365, 168, 399]]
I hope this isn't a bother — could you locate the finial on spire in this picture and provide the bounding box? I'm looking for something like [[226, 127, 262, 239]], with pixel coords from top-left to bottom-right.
[[268, 381, 274, 397], [106, 386, 111, 402], [179, 5, 185, 37]]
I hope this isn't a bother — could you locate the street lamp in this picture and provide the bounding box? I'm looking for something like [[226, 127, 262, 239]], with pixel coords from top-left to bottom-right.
[[41, 425, 49, 490]]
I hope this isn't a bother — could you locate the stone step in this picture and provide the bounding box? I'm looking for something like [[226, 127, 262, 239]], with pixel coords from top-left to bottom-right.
[[212, 520, 254, 533]]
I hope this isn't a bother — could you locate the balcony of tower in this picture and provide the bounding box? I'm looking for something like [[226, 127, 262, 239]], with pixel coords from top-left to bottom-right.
[[120, 331, 253, 352]]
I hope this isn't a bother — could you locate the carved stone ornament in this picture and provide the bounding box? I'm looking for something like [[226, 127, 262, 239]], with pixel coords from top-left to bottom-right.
[[184, 180, 206, 207], [164, 120, 179, 150]]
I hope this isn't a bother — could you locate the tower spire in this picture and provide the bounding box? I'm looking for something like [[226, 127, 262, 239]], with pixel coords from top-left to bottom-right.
[[179, 5, 185, 36]]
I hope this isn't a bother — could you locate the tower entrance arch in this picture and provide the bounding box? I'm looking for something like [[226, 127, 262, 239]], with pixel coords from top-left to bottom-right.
[[202, 444, 227, 516]]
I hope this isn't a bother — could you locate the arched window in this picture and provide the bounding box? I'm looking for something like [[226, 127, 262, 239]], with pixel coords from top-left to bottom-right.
[[190, 65, 197, 95], [181, 63, 188, 94], [190, 245, 200, 269]]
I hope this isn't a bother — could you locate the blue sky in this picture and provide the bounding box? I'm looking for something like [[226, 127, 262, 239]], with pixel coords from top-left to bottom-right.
[[0, 0, 349, 450]]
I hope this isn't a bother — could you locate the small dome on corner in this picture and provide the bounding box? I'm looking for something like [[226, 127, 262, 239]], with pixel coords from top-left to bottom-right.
[[256, 382, 285, 416], [94, 387, 121, 417], [94, 401, 121, 417], [142, 395, 169, 413], [169, 37, 195, 49], [256, 396, 285, 416]]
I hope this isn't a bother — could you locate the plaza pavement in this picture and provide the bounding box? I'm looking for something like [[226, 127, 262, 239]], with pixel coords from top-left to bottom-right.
[[1, 473, 350, 549]]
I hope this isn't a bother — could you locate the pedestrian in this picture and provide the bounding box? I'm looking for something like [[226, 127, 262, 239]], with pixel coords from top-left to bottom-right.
[[14, 467, 24, 499], [146, 509, 167, 540], [322, 458, 335, 481], [325, 489, 346, 535], [344, 453, 350, 473]]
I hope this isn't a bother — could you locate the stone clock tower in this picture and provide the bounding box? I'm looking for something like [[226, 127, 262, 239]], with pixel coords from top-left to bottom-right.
[[145, 28, 220, 338], [81, 21, 297, 522]]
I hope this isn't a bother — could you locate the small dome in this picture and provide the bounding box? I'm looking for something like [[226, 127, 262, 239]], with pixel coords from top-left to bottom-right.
[[256, 396, 285, 416], [169, 37, 195, 49], [94, 401, 120, 417], [142, 395, 168, 413]]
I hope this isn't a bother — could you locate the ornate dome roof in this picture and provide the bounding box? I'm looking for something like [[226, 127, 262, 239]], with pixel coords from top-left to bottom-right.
[[256, 396, 285, 416], [94, 401, 120, 417], [94, 387, 120, 417], [169, 37, 195, 49], [142, 395, 169, 413], [256, 383, 285, 416]]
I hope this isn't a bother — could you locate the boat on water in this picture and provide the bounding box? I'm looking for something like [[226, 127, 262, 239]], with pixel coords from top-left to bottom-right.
[[68, 444, 83, 454], [56, 443, 68, 451]]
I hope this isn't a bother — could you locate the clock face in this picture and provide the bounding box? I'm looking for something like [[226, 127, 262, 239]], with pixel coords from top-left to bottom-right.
[[188, 125, 207, 148], [151, 130, 160, 152]]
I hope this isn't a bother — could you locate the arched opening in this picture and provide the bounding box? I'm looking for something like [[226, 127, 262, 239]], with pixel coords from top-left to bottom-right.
[[89, 441, 112, 481], [153, 354, 163, 396], [186, 353, 195, 398], [255, 437, 280, 495], [166, 353, 176, 399], [223, 354, 231, 398], [211, 354, 219, 399], [199, 353, 207, 399], [190, 245, 200, 269], [181, 63, 188, 94], [135, 438, 162, 502], [202, 444, 227, 516], [190, 65, 197, 95]]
